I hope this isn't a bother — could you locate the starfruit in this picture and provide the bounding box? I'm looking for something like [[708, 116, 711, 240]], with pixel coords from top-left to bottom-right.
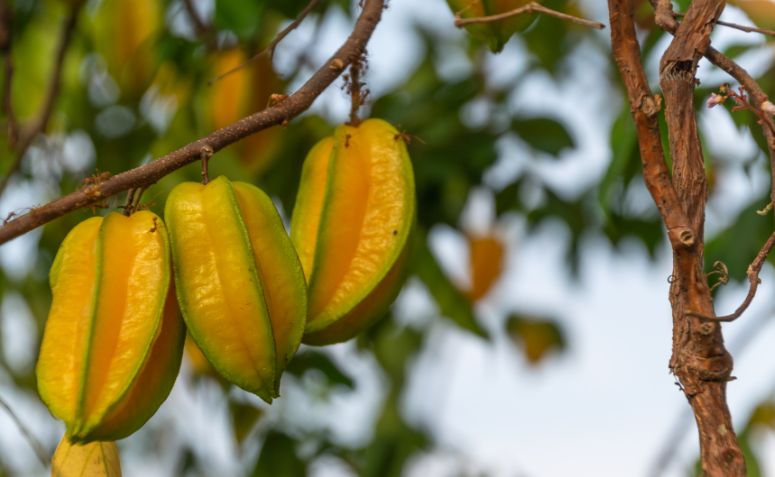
[[37, 211, 185, 442], [51, 435, 122, 477], [291, 118, 416, 345], [165, 176, 307, 402]]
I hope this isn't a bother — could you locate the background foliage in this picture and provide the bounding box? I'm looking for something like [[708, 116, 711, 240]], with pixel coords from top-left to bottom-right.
[[0, 0, 774, 475]]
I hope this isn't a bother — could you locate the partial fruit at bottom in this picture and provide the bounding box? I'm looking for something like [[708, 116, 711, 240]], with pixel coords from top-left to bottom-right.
[[291, 118, 416, 345], [165, 176, 307, 402], [51, 435, 122, 477], [37, 211, 184, 443]]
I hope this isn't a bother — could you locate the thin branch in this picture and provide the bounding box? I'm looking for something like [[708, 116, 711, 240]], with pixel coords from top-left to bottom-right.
[[209, 0, 320, 84], [0, 0, 17, 148], [608, 0, 693, 249], [0, 0, 385, 246], [0, 2, 82, 198], [2, 53, 15, 145], [687, 231, 775, 322], [0, 394, 48, 468], [455, 1, 605, 30], [182, 0, 216, 49], [652, 0, 775, 208], [181, 0, 211, 42], [673, 11, 775, 37]]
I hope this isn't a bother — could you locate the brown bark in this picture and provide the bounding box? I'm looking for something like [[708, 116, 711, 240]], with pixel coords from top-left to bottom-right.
[[609, 0, 746, 475]]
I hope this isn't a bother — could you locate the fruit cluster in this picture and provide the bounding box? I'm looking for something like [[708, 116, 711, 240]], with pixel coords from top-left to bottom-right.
[[36, 119, 415, 446]]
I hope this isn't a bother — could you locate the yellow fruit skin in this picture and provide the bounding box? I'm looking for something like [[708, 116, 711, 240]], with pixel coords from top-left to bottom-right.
[[87, 285, 185, 441], [51, 436, 122, 477], [91, 0, 160, 96], [165, 176, 306, 402], [291, 119, 416, 345], [38, 211, 182, 443]]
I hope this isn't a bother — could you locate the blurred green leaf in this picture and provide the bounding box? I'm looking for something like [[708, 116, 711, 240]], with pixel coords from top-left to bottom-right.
[[512, 116, 575, 156], [215, 0, 264, 40], [412, 232, 488, 339], [505, 314, 566, 364], [230, 401, 264, 446], [599, 105, 638, 212], [285, 350, 355, 390], [251, 431, 307, 477]]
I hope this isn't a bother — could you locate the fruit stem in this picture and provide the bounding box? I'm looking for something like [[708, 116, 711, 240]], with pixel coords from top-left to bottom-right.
[[200, 145, 214, 185], [347, 59, 365, 126]]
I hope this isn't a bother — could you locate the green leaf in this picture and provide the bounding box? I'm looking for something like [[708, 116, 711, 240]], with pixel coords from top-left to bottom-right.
[[505, 314, 566, 365], [251, 431, 307, 477], [285, 350, 355, 389], [215, 0, 264, 40], [229, 401, 264, 446], [447, 0, 538, 53], [412, 232, 488, 339], [599, 105, 638, 212], [512, 117, 575, 156]]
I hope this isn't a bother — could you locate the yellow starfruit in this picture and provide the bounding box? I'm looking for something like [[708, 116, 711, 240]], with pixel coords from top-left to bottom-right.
[[51, 435, 122, 477], [165, 176, 307, 402], [37, 211, 184, 442], [291, 118, 416, 345]]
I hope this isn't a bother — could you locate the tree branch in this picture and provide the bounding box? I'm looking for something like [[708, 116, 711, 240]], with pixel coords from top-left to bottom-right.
[[209, 0, 320, 84], [610, 0, 747, 474], [0, 2, 82, 198], [455, 1, 605, 30], [658, 0, 745, 474], [0, 0, 385, 246], [652, 0, 775, 209], [674, 11, 775, 37], [607, 0, 693, 249]]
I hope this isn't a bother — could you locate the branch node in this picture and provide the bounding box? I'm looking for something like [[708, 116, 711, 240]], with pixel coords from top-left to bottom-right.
[[678, 228, 695, 247], [698, 322, 715, 335], [641, 94, 663, 117], [329, 58, 345, 71]]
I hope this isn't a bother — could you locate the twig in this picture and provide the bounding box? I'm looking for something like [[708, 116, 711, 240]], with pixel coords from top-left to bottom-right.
[[0, 2, 82, 198], [209, 0, 320, 85], [2, 52, 15, 146], [0, 0, 385, 246], [673, 11, 775, 37], [455, 1, 605, 30], [687, 231, 775, 322], [0, 0, 16, 149], [0, 393, 49, 468], [182, 0, 216, 49]]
